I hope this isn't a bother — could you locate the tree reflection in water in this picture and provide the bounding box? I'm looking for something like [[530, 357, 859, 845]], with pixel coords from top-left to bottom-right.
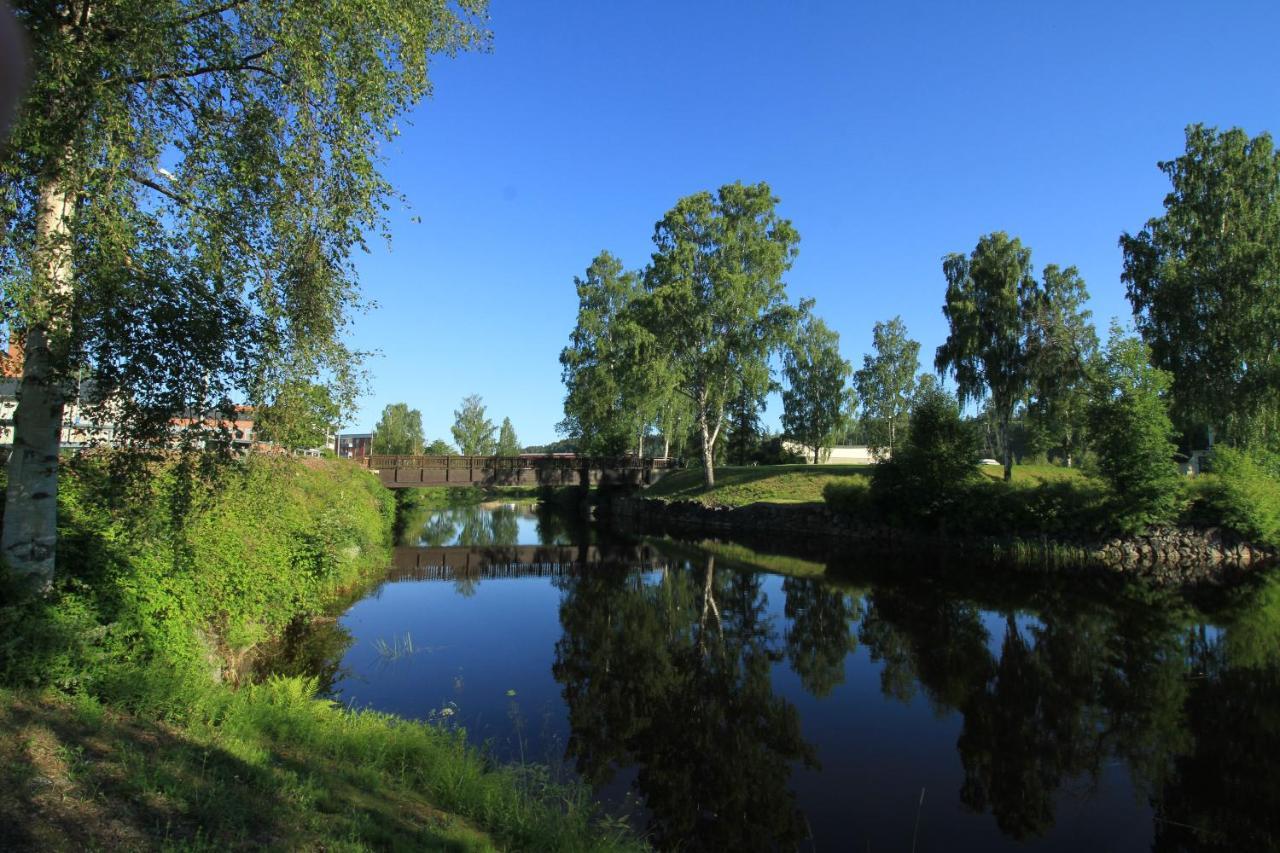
[[553, 555, 817, 851], [554, 537, 1280, 850]]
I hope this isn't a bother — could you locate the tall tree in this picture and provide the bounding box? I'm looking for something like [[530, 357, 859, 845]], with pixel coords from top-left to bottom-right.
[[451, 393, 495, 456], [935, 232, 1037, 482], [253, 380, 340, 451], [1088, 324, 1181, 530], [559, 251, 658, 455], [1023, 264, 1098, 466], [645, 181, 801, 487], [0, 1, 487, 588], [371, 403, 424, 456], [724, 387, 767, 466], [854, 316, 920, 455], [781, 313, 854, 464], [495, 416, 520, 456], [1121, 124, 1280, 446]]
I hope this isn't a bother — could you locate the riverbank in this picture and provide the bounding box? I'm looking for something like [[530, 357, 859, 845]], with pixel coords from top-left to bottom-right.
[[614, 463, 1277, 586], [0, 454, 639, 851]]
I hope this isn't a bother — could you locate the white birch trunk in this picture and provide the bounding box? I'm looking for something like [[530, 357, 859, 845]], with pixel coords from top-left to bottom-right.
[[2, 176, 74, 590]]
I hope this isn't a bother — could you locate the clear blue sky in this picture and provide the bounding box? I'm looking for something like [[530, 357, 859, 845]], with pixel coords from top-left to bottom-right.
[[345, 0, 1280, 445]]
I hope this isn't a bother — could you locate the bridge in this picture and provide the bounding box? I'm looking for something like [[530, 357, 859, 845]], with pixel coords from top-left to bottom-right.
[[363, 454, 675, 489], [388, 543, 665, 582]]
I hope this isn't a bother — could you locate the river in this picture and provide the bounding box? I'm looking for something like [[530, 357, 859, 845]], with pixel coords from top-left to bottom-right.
[[265, 499, 1280, 851]]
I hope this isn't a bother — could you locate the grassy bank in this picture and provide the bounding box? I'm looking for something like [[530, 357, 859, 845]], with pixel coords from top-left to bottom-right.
[[645, 464, 872, 507], [645, 460, 1279, 554], [0, 455, 638, 851]]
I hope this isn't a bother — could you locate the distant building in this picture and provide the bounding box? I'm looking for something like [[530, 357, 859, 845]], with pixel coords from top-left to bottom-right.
[[336, 432, 373, 459], [783, 443, 889, 465]]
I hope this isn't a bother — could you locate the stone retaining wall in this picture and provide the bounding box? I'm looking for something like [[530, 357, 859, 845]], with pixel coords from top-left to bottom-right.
[[609, 496, 1276, 587]]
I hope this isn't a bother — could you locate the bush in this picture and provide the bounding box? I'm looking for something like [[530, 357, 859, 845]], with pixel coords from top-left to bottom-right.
[[822, 479, 872, 516], [1204, 446, 1280, 548], [0, 454, 395, 704], [870, 386, 980, 527], [1088, 329, 1182, 532]]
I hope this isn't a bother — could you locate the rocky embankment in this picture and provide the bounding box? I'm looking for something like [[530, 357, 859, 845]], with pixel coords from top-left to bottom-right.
[[610, 496, 1276, 587]]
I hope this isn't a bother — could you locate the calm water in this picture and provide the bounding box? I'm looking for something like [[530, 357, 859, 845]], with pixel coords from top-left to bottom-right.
[[271, 501, 1280, 851]]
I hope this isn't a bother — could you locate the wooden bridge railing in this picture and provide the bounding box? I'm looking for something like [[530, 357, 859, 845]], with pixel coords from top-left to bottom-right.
[[360, 454, 675, 488]]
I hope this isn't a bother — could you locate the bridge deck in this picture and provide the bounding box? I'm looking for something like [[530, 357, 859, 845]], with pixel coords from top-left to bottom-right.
[[364, 454, 674, 489]]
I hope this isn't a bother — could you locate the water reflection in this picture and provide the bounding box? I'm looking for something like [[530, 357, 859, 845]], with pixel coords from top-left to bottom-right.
[[269, 503, 1280, 851], [553, 556, 816, 850]]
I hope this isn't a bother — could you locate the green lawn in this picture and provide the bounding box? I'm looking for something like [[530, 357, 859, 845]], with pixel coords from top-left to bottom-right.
[[977, 463, 1093, 485], [645, 464, 873, 507]]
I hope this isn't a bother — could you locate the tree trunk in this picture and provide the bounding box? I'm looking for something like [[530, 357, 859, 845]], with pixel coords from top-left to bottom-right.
[[1000, 411, 1013, 482], [699, 411, 715, 488], [813, 445, 819, 465], [662, 431, 670, 460], [3, 176, 74, 591]]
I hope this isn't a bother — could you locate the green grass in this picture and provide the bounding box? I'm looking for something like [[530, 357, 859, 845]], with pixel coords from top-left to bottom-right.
[[645, 464, 873, 507], [976, 463, 1092, 485], [0, 456, 640, 851], [0, 681, 641, 852]]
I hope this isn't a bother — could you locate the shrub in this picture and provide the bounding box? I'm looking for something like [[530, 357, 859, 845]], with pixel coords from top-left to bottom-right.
[[870, 385, 980, 527], [1088, 328, 1182, 532], [822, 479, 872, 516], [1204, 446, 1280, 548], [0, 454, 394, 705]]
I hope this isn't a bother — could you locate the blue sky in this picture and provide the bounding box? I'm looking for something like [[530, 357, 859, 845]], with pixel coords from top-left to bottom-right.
[[346, 0, 1280, 445]]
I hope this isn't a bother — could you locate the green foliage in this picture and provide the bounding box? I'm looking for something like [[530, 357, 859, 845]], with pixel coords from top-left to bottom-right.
[[1121, 124, 1280, 442], [646, 181, 802, 485], [936, 234, 1095, 481], [822, 478, 873, 517], [0, 455, 393, 696], [781, 313, 854, 463], [253, 380, 340, 451], [0, 0, 489, 464], [559, 251, 659, 455], [1203, 446, 1280, 548], [424, 438, 456, 455], [871, 384, 981, 526], [1087, 326, 1182, 531], [1023, 265, 1098, 465], [372, 402, 425, 456], [495, 417, 521, 457], [935, 232, 1037, 480], [854, 316, 920, 453], [451, 394, 496, 456]]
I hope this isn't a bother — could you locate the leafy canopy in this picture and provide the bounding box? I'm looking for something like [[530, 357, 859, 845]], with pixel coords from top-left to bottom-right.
[[0, 0, 488, 443], [854, 316, 919, 453], [372, 403, 424, 456], [646, 181, 802, 485], [1087, 324, 1181, 530], [1121, 124, 1280, 445], [496, 417, 520, 457], [781, 313, 853, 464], [451, 394, 495, 456]]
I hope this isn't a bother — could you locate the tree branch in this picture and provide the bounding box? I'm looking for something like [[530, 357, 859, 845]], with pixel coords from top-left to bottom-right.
[[174, 1, 246, 27], [111, 47, 275, 86]]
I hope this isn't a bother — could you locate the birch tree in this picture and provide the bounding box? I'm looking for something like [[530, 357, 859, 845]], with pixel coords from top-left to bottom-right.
[[0, 1, 487, 589], [1121, 124, 1280, 445], [781, 314, 853, 464], [854, 316, 919, 455], [645, 182, 801, 487], [935, 233, 1037, 482]]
